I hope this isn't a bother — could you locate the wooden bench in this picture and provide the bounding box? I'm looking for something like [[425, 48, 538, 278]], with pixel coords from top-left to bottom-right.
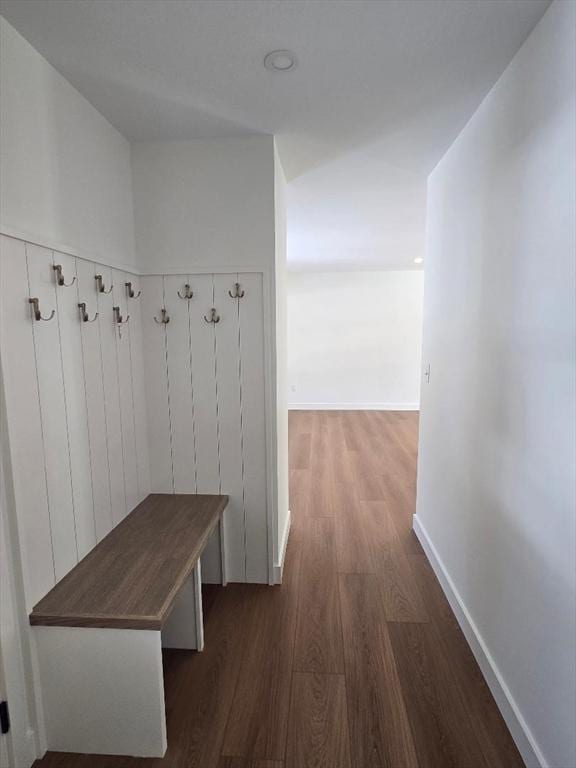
[[30, 493, 228, 758]]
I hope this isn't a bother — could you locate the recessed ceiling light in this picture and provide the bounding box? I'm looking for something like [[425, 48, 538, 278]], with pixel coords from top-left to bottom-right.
[[264, 50, 297, 72], [414, 257, 424, 264]]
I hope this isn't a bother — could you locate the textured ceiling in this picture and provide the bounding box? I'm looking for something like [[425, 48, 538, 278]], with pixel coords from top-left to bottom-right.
[[1, 0, 550, 269]]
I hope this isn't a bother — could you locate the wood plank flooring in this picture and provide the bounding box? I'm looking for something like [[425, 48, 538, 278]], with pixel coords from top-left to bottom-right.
[[34, 411, 524, 768]]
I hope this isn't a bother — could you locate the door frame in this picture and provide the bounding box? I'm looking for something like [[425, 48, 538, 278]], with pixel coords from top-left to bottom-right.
[[0, 360, 40, 767]]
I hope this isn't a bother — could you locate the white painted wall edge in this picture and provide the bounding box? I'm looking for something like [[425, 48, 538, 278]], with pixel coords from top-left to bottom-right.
[[0, 227, 268, 277], [289, 402, 420, 411], [273, 509, 291, 584], [0, 226, 138, 275], [413, 514, 547, 768]]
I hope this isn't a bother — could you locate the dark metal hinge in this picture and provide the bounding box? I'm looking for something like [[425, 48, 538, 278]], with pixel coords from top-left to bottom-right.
[[0, 700, 9, 734]]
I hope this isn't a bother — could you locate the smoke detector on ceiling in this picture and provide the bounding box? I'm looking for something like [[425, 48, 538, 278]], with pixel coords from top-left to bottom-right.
[[264, 50, 297, 72]]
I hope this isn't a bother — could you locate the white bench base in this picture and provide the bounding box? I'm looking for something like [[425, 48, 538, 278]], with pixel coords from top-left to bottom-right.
[[35, 626, 167, 757], [34, 519, 227, 758]]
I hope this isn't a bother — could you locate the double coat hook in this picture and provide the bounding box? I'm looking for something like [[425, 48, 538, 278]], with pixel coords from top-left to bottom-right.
[[228, 282, 245, 299], [154, 308, 170, 324], [125, 281, 141, 299], [113, 306, 129, 325], [28, 297, 55, 322], [95, 274, 113, 294], [178, 283, 193, 300], [204, 307, 220, 324], [53, 264, 76, 287], [78, 302, 98, 322]]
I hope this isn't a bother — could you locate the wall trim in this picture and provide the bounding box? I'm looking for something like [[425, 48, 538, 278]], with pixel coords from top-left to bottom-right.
[[273, 510, 291, 584], [412, 514, 547, 768], [0, 228, 267, 278], [288, 402, 419, 411], [0, 225, 139, 275]]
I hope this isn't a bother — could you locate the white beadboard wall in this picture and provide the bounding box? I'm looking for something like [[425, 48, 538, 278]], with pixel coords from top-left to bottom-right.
[[140, 273, 268, 584], [0, 234, 150, 610], [1, 233, 270, 616]]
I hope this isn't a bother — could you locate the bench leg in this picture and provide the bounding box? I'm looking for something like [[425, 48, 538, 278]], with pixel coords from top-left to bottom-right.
[[34, 626, 167, 757], [162, 559, 204, 651], [220, 516, 228, 586]]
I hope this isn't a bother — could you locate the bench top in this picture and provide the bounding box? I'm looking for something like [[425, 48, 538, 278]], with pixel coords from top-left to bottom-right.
[[30, 494, 228, 630]]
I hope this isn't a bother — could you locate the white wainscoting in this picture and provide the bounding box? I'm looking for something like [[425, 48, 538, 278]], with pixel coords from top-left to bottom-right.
[[140, 273, 268, 584], [1, 232, 271, 612], [0, 234, 150, 610]]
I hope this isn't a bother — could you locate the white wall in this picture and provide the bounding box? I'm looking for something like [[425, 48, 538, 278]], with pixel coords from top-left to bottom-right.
[[131, 136, 275, 272], [274, 142, 289, 570], [131, 136, 286, 582], [415, 3, 576, 767], [0, 18, 136, 268], [288, 270, 424, 409]]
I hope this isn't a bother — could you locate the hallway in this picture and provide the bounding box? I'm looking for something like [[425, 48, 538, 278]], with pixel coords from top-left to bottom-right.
[[34, 411, 524, 768]]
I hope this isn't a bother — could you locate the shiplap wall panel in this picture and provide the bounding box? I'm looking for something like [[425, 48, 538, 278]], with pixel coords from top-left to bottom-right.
[[26, 243, 78, 580], [126, 275, 150, 503], [54, 251, 95, 558], [141, 276, 174, 493], [187, 274, 221, 582], [214, 274, 246, 582], [164, 276, 197, 494], [239, 273, 269, 582], [76, 258, 113, 541], [97, 266, 127, 525], [188, 275, 220, 494], [113, 271, 139, 513], [2, 232, 271, 612], [0, 236, 54, 608]]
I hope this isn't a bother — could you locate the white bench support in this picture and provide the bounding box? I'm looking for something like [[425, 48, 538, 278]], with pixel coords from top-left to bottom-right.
[[33, 515, 228, 757], [162, 559, 204, 651], [34, 626, 167, 758]]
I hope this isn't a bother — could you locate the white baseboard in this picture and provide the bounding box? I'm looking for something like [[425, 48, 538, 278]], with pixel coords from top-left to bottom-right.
[[273, 510, 291, 584], [288, 402, 419, 411], [412, 515, 547, 768]]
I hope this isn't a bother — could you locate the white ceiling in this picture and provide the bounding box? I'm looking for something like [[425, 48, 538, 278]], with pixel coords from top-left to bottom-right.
[[0, 0, 550, 270]]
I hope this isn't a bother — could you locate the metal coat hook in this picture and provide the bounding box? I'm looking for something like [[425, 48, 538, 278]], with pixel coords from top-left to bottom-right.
[[113, 306, 130, 324], [228, 282, 245, 299], [78, 302, 98, 322], [204, 307, 220, 324], [28, 297, 55, 322], [95, 274, 113, 294], [154, 308, 170, 324], [177, 283, 193, 300], [125, 281, 141, 299], [53, 264, 76, 287]]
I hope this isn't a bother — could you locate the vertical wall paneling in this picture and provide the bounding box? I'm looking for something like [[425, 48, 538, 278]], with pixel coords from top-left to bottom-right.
[[188, 275, 220, 493], [76, 258, 113, 541], [141, 276, 174, 493], [97, 265, 127, 524], [239, 273, 269, 582], [113, 271, 139, 513], [187, 274, 222, 582], [26, 243, 78, 580], [2, 233, 271, 609], [54, 251, 96, 558], [0, 236, 54, 607], [126, 274, 150, 503], [214, 274, 246, 582], [164, 276, 197, 494]]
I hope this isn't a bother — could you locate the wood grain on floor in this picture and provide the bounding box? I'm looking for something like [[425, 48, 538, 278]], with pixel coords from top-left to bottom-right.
[[285, 673, 351, 768], [34, 411, 524, 768]]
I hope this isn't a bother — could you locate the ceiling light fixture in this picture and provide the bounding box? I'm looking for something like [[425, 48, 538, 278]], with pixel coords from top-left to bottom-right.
[[264, 50, 297, 72], [414, 257, 424, 264]]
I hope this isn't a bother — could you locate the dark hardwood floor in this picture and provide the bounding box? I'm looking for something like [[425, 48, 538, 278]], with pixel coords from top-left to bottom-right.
[[34, 411, 524, 768]]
